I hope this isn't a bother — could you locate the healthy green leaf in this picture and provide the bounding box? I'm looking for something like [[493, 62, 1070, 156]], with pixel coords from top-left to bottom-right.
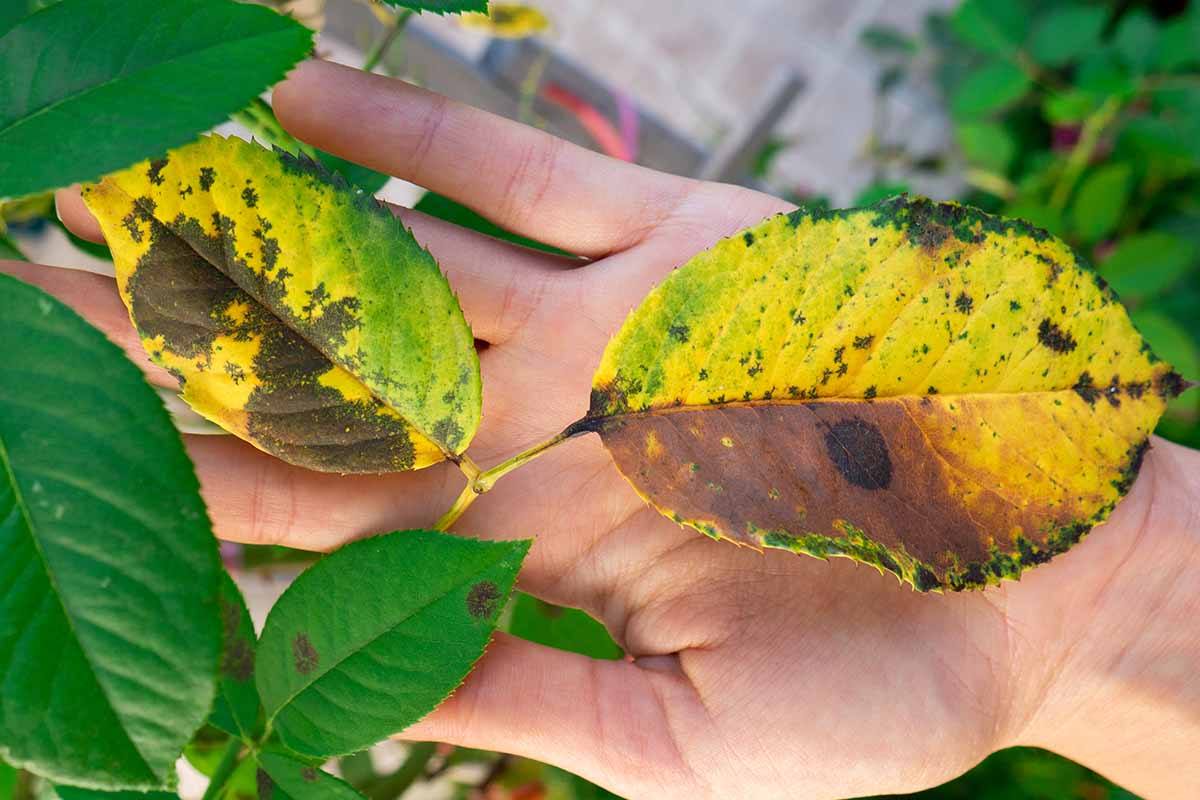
[[379, 0, 488, 13], [1029, 5, 1108, 67], [0, 760, 14, 800], [1101, 232, 1196, 300], [55, 788, 176, 800], [1075, 50, 1137, 99], [255, 530, 529, 758], [1071, 163, 1132, 243], [0, 0, 313, 198], [951, 62, 1031, 119], [1112, 10, 1160, 73], [951, 0, 1031, 56], [1042, 91, 1099, 125], [956, 121, 1015, 172], [0, 273, 221, 788], [210, 573, 261, 741], [1157, 14, 1200, 72], [255, 753, 365, 800], [82, 135, 481, 471], [0, 0, 59, 34], [587, 197, 1181, 592], [507, 593, 622, 660]]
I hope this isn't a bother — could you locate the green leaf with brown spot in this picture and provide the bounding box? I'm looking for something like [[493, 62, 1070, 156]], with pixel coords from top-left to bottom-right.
[[210, 573, 261, 741], [255, 530, 529, 758], [254, 752, 365, 800], [81, 135, 480, 472], [586, 196, 1185, 592]]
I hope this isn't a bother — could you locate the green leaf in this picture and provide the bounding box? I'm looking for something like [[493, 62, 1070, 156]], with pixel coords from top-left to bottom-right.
[[0, 761, 14, 800], [1005, 200, 1065, 237], [1102, 233, 1197, 301], [379, 0, 488, 13], [1042, 91, 1098, 125], [255, 530, 530, 758], [951, 62, 1032, 119], [1070, 163, 1132, 243], [951, 0, 1031, 56], [1112, 10, 1160, 73], [255, 753, 365, 800], [0, 0, 59, 33], [210, 573, 262, 741], [82, 135, 481, 470], [1075, 49, 1136, 99], [507, 593, 622, 660], [55, 788, 176, 800], [413, 191, 568, 256], [1029, 5, 1108, 67], [860, 25, 916, 55], [1157, 14, 1200, 72], [0, 0, 313, 198], [956, 121, 1015, 172], [0, 273, 220, 788]]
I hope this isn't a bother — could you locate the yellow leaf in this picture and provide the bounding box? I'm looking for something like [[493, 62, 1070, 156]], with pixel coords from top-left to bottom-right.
[[587, 196, 1187, 591], [83, 135, 480, 473], [458, 4, 551, 37]]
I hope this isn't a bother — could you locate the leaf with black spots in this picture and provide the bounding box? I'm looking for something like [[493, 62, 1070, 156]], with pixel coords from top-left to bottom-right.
[[210, 573, 261, 741], [0, 274, 220, 788], [254, 752, 364, 800], [254, 530, 528, 758], [585, 195, 1186, 592], [82, 135, 480, 473], [0, 0, 312, 198]]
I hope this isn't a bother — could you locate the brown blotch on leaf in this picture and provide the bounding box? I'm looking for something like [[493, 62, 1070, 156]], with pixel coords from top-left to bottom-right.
[[1037, 319, 1077, 353], [1156, 370, 1187, 399], [1073, 372, 1100, 405], [823, 417, 893, 490], [292, 633, 319, 675], [466, 580, 501, 619], [256, 769, 274, 800], [199, 166, 216, 191], [146, 158, 168, 186], [301, 767, 319, 783], [853, 334, 874, 350]]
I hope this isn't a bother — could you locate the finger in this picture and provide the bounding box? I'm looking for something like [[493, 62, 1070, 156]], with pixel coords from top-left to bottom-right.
[[0, 260, 176, 387], [56, 185, 569, 345], [399, 633, 703, 798], [273, 59, 702, 258]]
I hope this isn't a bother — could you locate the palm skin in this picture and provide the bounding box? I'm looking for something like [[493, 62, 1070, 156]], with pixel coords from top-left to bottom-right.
[[9, 59, 1198, 799]]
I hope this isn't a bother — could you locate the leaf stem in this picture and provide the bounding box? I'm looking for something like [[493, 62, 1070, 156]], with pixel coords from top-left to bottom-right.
[[362, 9, 414, 73], [1048, 96, 1123, 212], [434, 419, 596, 530], [201, 738, 244, 800]]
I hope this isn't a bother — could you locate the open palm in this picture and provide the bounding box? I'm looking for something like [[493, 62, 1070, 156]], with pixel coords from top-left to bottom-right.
[[12, 60, 1196, 800]]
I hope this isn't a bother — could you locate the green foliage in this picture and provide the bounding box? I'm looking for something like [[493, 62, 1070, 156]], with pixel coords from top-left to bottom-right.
[[862, 0, 1200, 451], [0, 232, 24, 261], [507, 593, 623, 660], [255, 752, 366, 800], [54, 788, 176, 800], [379, 1, 488, 14], [209, 574, 262, 742], [255, 530, 529, 758], [0, 0, 313, 198], [0, 274, 221, 788], [414, 191, 569, 255]]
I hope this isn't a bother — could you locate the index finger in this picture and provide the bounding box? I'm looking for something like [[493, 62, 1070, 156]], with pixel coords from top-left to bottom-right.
[[272, 59, 701, 258]]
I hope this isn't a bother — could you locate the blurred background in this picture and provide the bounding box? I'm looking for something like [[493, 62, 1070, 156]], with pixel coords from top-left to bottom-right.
[[4, 0, 1196, 798]]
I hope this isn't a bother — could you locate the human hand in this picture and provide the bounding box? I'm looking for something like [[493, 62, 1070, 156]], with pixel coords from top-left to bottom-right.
[[14, 59, 1200, 799]]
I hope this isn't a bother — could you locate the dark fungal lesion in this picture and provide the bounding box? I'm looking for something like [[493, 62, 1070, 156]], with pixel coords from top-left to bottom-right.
[[241, 182, 259, 208], [292, 633, 319, 675], [822, 417, 892, 491], [954, 292, 973, 314], [146, 157, 169, 186], [466, 580, 501, 619], [667, 323, 690, 343], [1037, 318, 1078, 353], [198, 166, 216, 191]]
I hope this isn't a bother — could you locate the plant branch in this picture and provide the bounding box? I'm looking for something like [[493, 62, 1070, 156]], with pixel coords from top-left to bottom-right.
[[360, 742, 437, 800], [1048, 96, 1123, 212], [200, 738, 244, 800], [362, 9, 414, 73], [435, 420, 596, 530]]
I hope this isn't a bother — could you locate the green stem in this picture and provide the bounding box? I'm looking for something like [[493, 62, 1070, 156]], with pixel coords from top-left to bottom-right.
[[1048, 96, 1123, 212], [362, 9, 414, 73], [201, 739, 244, 800], [434, 420, 594, 530], [360, 742, 437, 800]]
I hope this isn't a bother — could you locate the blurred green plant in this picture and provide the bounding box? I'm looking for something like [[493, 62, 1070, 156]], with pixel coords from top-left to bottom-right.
[[860, 0, 1200, 450]]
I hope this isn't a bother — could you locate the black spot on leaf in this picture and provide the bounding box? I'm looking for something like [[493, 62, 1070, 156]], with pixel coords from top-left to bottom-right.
[[823, 417, 892, 490], [668, 324, 690, 343], [1037, 319, 1077, 353], [466, 581, 501, 619], [256, 769, 274, 800], [743, 231, 755, 246], [242, 185, 259, 208], [147, 158, 168, 186], [292, 633, 319, 674], [1073, 372, 1099, 405], [954, 292, 973, 314], [199, 166, 216, 191], [301, 767, 318, 783], [853, 334, 873, 349], [1156, 370, 1187, 399]]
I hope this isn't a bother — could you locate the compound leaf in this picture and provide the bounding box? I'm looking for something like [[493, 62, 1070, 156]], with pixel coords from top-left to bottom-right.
[[0, 274, 220, 788], [587, 196, 1185, 592], [255, 752, 365, 800], [82, 135, 480, 472], [0, 0, 313, 198], [255, 530, 529, 758]]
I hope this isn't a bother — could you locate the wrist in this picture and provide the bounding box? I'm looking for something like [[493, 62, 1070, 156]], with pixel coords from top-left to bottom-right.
[[1005, 438, 1200, 797]]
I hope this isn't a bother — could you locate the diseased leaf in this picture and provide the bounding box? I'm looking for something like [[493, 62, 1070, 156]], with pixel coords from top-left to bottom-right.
[[585, 196, 1185, 592], [0, 0, 312, 198], [458, 5, 552, 38], [255, 530, 529, 758], [210, 573, 261, 741], [506, 593, 622, 660], [82, 135, 480, 472], [0, 273, 220, 787], [255, 752, 365, 800], [380, 0, 488, 14]]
